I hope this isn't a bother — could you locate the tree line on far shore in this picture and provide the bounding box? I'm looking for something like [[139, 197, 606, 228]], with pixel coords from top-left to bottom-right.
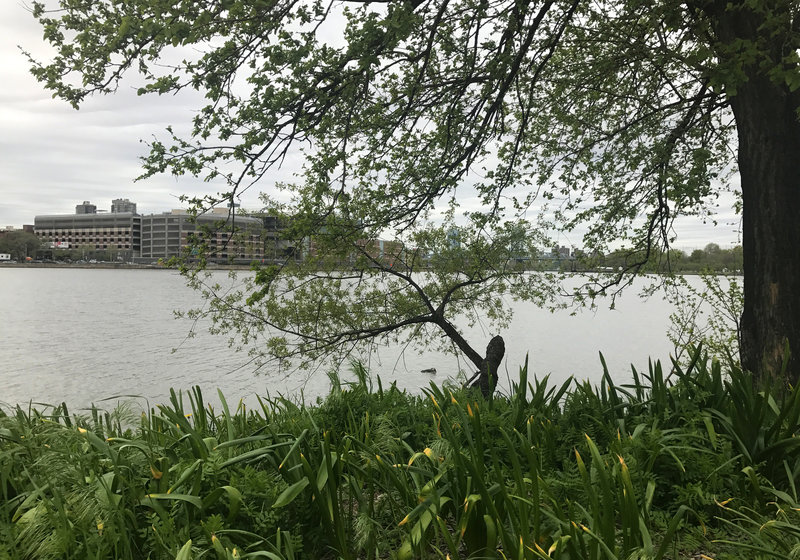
[[544, 243, 742, 274]]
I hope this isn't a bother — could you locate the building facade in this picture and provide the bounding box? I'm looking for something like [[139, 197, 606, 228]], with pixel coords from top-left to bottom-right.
[[111, 198, 137, 214], [34, 202, 295, 264], [75, 201, 97, 214], [34, 212, 141, 260], [138, 209, 265, 263], [254, 214, 300, 263]]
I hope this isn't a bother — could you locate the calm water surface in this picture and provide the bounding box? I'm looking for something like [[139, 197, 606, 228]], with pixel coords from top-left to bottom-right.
[[1, 268, 685, 409]]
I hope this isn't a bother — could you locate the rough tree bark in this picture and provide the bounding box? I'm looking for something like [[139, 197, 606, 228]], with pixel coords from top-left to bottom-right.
[[710, 3, 800, 387], [471, 336, 506, 397], [436, 316, 506, 396]]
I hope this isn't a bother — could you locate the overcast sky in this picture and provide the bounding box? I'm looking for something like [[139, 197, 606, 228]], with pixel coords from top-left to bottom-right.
[[0, 2, 281, 226], [1, 1, 742, 251]]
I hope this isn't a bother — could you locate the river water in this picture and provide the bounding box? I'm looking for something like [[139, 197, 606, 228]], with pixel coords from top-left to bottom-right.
[[0, 268, 690, 410]]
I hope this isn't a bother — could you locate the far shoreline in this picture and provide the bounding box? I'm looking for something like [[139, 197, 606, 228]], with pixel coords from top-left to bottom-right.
[[0, 262, 739, 276], [0, 262, 254, 270]]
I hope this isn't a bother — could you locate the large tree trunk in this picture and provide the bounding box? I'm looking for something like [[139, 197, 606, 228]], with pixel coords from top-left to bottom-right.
[[711, 3, 800, 387]]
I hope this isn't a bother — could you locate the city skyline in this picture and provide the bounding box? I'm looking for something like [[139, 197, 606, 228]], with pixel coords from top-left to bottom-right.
[[1, 2, 741, 250]]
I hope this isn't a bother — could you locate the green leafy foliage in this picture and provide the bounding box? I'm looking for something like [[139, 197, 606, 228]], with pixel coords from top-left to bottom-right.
[[183, 218, 561, 374], [668, 273, 743, 368], [3, 354, 800, 558], [0, 231, 41, 262], [25, 0, 757, 249]]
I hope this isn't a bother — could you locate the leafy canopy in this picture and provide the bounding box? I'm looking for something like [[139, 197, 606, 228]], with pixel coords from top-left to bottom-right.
[[27, 0, 735, 247], [27, 0, 770, 368]]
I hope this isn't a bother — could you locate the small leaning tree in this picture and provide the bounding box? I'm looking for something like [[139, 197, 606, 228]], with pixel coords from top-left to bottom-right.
[[186, 211, 556, 394], [25, 0, 800, 386]]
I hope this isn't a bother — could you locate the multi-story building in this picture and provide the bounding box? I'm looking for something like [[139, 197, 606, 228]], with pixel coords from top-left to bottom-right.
[[34, 211, 141, 259], [1, 225, 34, 235], [253, 214, 300, 263], [34, 201, 294, 264], [304, 233, 408, 269], [75, 201, 97, 214], [111, 198, 137, 214], [359, 238, 406, 264], [138, 209, 265, 263]]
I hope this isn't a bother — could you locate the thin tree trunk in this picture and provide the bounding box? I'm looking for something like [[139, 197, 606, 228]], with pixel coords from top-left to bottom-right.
[[711, 3, 800, 387], [436, 317, 485, 370]]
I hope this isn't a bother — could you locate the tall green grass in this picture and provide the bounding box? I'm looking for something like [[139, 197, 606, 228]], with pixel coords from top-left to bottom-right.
[[2, 349, 799, 559]]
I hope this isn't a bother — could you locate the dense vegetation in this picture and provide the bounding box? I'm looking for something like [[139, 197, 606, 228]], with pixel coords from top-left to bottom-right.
[[0, 232, 40, 262], [546, 243, 743, 274], [3, 351, 799, 559], [604, 244, 743, 275]]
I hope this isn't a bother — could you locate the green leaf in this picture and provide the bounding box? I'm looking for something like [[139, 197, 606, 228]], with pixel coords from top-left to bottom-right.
[[142, 493, 203, 510], [176, 539, 193, 560], [273, 478, 309, 508]]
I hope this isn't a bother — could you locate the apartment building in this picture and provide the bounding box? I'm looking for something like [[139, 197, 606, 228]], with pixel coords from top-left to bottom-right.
[[111, 198, 137, 214]]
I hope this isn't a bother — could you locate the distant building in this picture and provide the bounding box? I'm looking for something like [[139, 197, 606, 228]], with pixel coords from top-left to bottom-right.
[[553, 245, 571, 258], [34, 212, 141, 259], [0, 225, 35, 241], [138, 209, 264, 263], [75, 201, 97, 214], [252, 214, 300, 262], [33, 202, 292, 264], [111, 198, 137, 214], [359, 238, 405, 264]]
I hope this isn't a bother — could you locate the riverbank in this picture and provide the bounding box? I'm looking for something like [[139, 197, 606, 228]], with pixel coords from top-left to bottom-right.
[[0, 261, 253, 270], [1, 355, 795, 559], [1, 261, 735, 276]]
